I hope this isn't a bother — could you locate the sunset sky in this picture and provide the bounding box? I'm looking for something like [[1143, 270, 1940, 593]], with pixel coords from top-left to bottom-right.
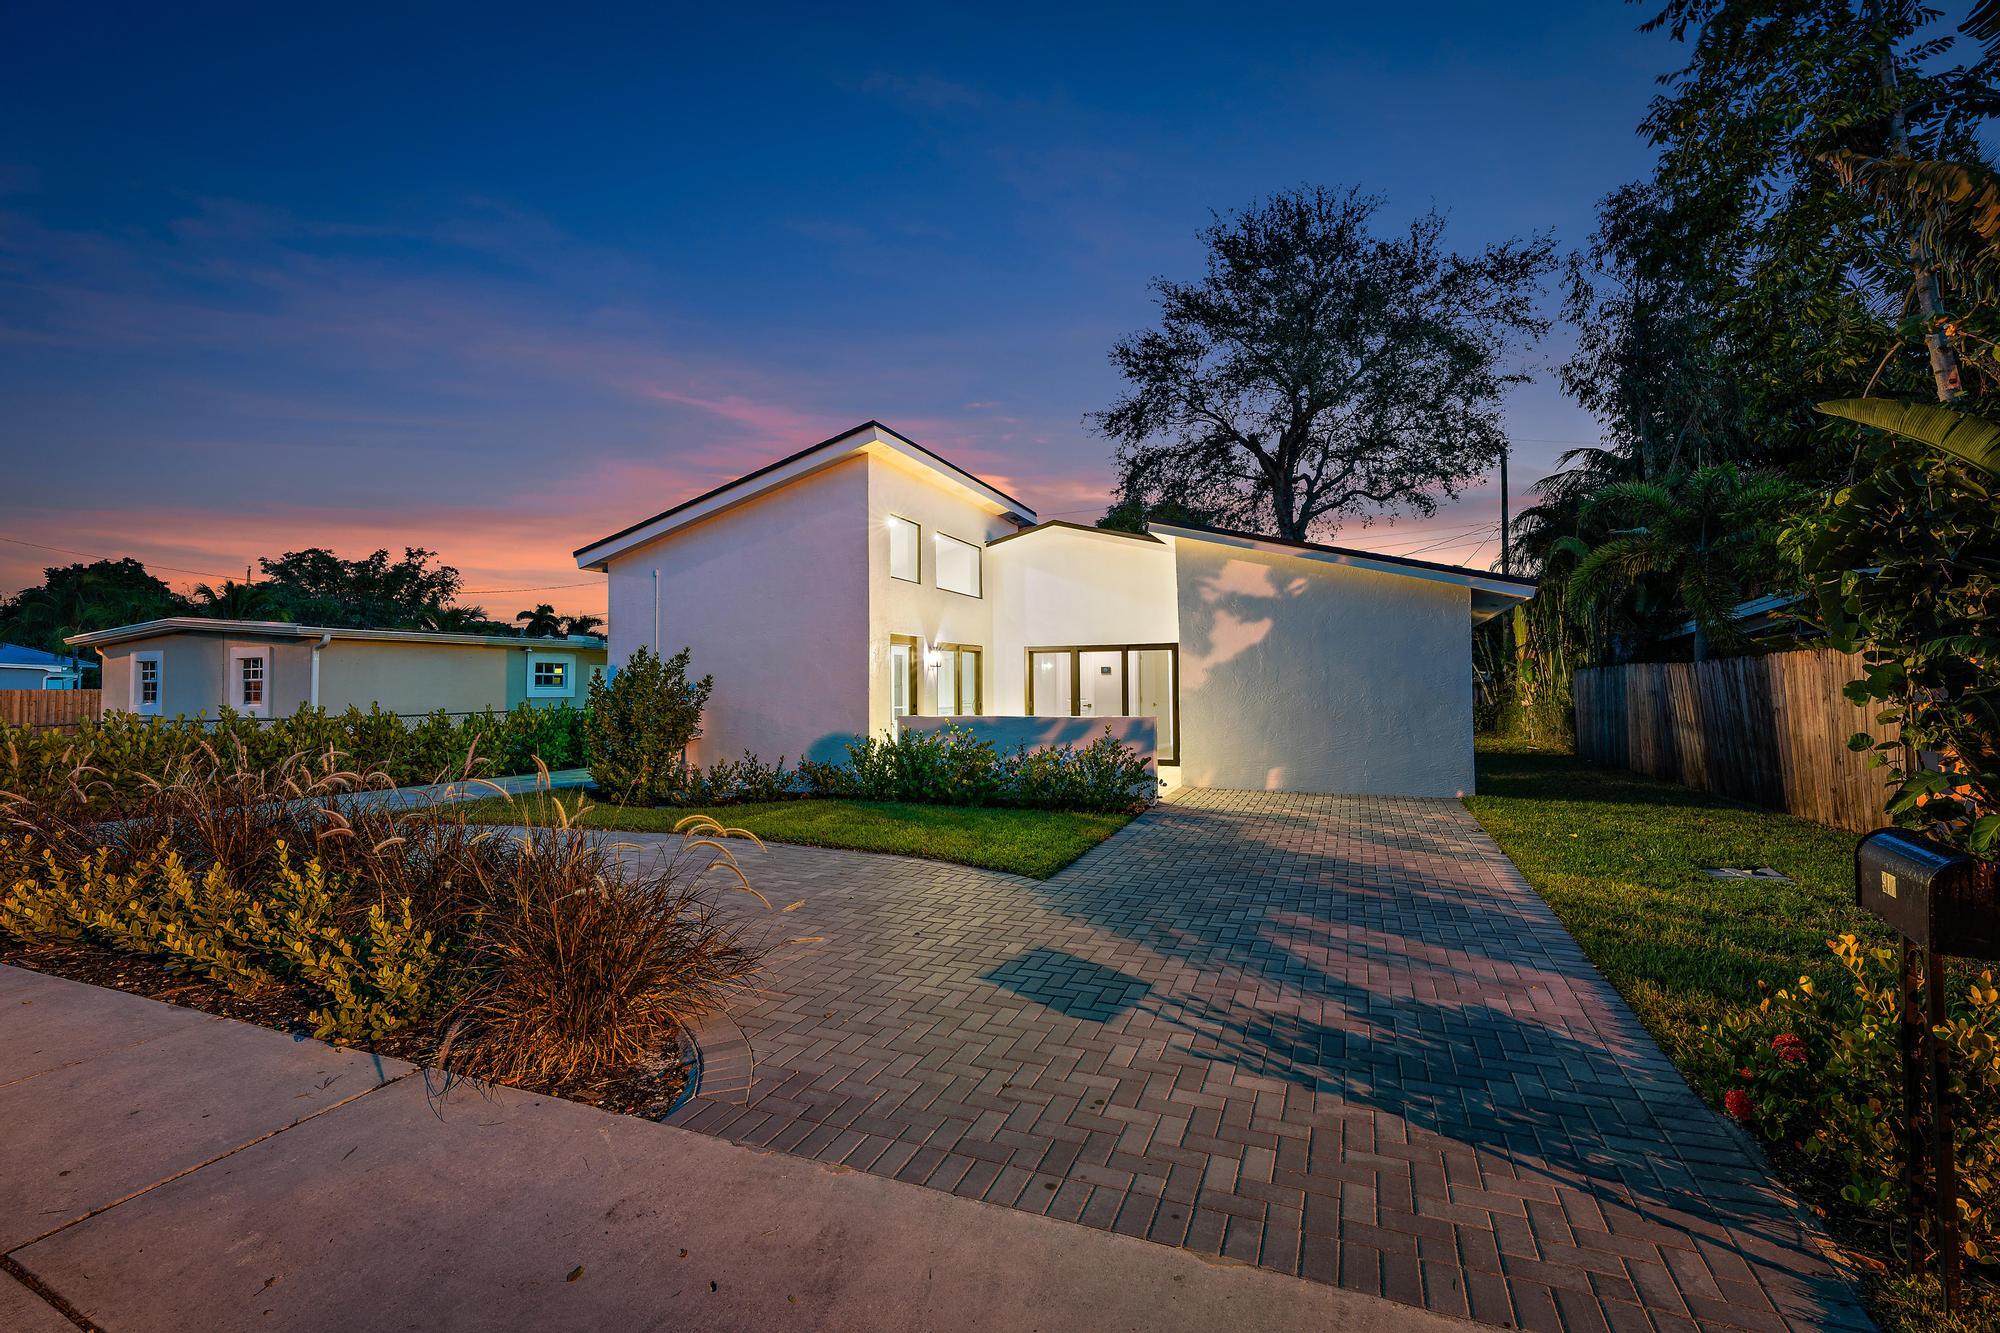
[[2, 3, 1668, 620]]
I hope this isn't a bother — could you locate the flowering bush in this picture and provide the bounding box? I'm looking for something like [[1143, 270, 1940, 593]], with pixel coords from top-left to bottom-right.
[[1700, 933, 2000, 1263]]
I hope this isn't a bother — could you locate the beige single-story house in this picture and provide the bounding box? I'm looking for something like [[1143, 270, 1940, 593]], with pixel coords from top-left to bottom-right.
[[67, 620, 607, 720], [576, 421, 1534, 797]]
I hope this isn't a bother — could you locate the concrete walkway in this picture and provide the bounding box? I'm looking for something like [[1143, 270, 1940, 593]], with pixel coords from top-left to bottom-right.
[[631, 790, 1868, 1332], [0, 964, 1451, 1332]]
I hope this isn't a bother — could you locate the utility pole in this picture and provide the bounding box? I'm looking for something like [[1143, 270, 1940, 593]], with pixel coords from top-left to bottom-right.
[[1499, 439, 1511, 576]]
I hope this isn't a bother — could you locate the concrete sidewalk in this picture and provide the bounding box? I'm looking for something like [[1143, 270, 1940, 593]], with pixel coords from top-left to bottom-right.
[[1, 965, 1462, 1332]]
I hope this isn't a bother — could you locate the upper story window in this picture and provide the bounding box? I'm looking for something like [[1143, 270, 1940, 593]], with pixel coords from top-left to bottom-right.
[[887, 515, 920, 583], [529, 655, 574, 697], [934, 532, 981, 598]]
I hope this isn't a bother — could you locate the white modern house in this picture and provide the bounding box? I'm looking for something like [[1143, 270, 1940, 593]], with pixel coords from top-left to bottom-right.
[[576, 421, 1533, 797]]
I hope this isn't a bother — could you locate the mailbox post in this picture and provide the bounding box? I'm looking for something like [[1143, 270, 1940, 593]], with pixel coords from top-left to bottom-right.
[[1853, 830, 1999, 1314]]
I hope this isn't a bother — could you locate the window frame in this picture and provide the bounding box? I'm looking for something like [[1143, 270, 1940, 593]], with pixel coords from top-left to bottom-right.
[[131, 651, 163, 716], [228, 647, 270, 719], [1022, 642, 1180, 765], [888, 634, 921, 718], [934, 642, 983, 716], [527, 653, 576, 699], [886, 514, 922, 585], [932, 531, 982, 599]]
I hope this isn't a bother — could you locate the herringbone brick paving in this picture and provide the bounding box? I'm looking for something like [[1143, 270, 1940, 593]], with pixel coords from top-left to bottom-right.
[[635, 790, 1866, 1331]]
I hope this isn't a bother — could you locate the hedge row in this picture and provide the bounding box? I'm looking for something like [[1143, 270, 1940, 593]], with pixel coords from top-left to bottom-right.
[[0, 704, 586, 805]]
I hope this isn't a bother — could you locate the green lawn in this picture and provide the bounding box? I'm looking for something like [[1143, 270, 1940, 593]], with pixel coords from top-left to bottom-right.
[[450, 794, 1135, 879], [1464, 736, 1886, 1096]]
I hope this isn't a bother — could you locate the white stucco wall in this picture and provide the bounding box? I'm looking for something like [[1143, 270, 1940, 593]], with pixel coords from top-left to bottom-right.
[[865, 454, 1013, 737], [986, 526, 1180, 715], [1169, 536, 1476, 797], [605, 456, 871, 764]]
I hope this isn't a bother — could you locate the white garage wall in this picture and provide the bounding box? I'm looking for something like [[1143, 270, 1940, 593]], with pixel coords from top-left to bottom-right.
[[1171, 536, 1475, 797], [605, 457, 871, 765]]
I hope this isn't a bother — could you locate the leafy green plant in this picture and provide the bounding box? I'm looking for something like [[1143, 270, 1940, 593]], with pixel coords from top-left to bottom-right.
[[1785, 437, 2000, 858], [583, 646, 714, 806], [1699, 934, 2000, 1266]]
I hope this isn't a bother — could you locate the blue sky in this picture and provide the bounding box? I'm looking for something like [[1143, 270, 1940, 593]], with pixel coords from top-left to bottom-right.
[[1, 2, 1670, 614]]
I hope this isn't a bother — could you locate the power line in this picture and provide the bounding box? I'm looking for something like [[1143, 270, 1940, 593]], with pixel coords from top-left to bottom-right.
[[459, 580, 602, 595], [0, 534, 239, 582]]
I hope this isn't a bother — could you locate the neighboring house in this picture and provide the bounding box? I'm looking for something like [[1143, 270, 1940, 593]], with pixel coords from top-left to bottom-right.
[[0, 643, 87, 691], [65, 620, 607, 720], [577, 421, 1534, 797]]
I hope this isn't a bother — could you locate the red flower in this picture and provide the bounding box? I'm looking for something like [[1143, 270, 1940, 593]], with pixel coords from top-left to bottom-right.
[[1771, 1033, 1808, 1065], [1725, 1089, 1754, 1122]]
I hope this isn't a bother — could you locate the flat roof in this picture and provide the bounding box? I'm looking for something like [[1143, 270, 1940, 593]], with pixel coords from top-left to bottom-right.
[[574, 421, 1039, 570], [65, 618, 608, 652], [1148, 521, 1536, 624]]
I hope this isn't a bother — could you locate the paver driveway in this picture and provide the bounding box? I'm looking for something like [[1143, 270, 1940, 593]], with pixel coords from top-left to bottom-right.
[[642, 790, 1866, 1332]]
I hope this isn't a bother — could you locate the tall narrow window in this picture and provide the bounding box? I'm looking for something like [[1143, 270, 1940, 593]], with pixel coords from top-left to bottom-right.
[[934, 533, 981, 597], [888, 635, 920, 718], [134, 653, 162, 715], [887, 515, 920, 583], [931, 643, 982, 716], [229, 649, 269, 718]]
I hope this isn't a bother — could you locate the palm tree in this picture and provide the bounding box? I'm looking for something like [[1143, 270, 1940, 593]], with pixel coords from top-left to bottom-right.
[[1563, 464, 1800, 662], [514, 604, 565, 638], [189, 579, 282, 621], [422, 604, 494, 633], [562, 613, 604, 638]]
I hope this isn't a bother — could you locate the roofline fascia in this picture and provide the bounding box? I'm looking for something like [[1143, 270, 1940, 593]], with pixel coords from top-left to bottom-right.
[[1147, 521, 1537, 598], [985, 520, 1163, 550], [65, 618, 608, 652], [573, 421, 1038, 570]]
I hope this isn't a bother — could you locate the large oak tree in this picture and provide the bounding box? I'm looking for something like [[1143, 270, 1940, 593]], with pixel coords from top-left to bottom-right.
[[1092, 186, 1555, 542]]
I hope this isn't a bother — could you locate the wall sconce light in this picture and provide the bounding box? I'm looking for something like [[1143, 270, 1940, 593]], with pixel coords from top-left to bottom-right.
[[924, 648, 943, 670]]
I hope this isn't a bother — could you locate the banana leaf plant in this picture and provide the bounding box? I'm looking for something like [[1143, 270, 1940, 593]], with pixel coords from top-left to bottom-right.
[[1816, 399, 2000, 479]]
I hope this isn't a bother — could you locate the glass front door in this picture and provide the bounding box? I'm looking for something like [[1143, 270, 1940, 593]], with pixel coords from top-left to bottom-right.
[[1077, 650, 1123, 716]]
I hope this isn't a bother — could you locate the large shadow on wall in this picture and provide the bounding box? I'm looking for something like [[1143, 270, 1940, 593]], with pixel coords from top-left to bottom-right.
[[1004, 799, 1850, 1318], [1173, 547, 1473, 795]]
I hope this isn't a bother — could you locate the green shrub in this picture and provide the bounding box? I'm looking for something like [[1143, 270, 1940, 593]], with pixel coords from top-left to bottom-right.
[[0, 704, 585, 810], [0, 837, 444, 1042], [794, 726, 1154, 812], [583, 646, 714, 806], [1699, 932, 2000, 1265], [1, 743, 770, 1074]]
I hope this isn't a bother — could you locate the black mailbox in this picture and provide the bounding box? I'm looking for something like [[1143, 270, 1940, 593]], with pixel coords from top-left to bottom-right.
[[1855, 829, 2000, 960]]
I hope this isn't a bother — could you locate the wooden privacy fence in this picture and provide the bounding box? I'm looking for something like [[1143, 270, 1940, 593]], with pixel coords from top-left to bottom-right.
[[0, 690, 104, 731], [1573, 649, 1899, 833]]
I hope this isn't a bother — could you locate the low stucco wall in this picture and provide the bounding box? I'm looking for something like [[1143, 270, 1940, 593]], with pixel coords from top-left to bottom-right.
[[898, 714, 1157, 768], [1171, 538, 1474, 797]]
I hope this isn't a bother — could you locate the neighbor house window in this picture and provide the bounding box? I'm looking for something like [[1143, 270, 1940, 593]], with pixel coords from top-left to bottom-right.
[[528, 655, 574, 697], [1025, 643, 1179, 764], [934, 644, 982, 716], [133, 652, 162, 715], [887, 515, 920, 583], [889, 635, 920, 717], [934, 533, 981, 597], [228, 649, 269, 718]]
